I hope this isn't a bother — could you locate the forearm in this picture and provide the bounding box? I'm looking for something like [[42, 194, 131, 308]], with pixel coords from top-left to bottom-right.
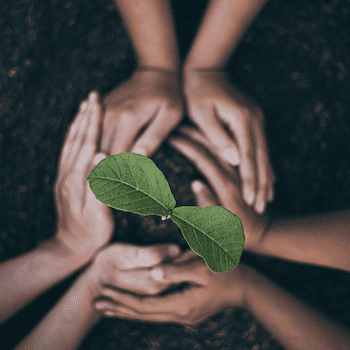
[[244, 267, 350, 350], [250, 209, 350, 273], [14, 272, 102, 350], [183, 0, 268, 72], [114, 0, 180, 72], [0, 237, 90, 325]]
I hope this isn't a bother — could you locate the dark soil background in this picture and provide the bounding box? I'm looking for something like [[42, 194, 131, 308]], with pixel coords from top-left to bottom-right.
[[1, 0, 350, 349]]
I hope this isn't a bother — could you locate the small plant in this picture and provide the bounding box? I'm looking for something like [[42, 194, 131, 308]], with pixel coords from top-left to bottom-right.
[[87, 152, 244, 273]]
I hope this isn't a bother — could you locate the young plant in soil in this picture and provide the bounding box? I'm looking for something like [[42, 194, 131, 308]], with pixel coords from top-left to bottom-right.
[[87, 152, 244, 273]]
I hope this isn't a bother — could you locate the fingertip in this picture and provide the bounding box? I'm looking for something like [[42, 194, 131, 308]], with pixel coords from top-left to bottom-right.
[[89, 91, 99, 101], [168, 245, 181, 258], [243, 185, 255, 206], [80, 101, 88, 113], [255, 199, 266, 215], [191, 180, 205, 194], [132, 147, 148, 157]]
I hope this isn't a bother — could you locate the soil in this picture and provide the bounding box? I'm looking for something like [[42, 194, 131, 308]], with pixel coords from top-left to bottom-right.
[[1, 0, 350, 349]]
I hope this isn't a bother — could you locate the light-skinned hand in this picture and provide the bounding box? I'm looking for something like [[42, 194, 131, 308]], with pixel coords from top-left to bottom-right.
[[54, 91, 114, 262], [169, 125, 273, 252], [92, 248, 250, 326], [100, 68, 184, 158], [183, 70, 276, 214], [86, 242, 182, 299]]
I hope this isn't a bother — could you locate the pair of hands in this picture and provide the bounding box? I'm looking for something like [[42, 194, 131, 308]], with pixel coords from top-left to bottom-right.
[[101, 68, 276, 214], [53, 89, 271, 326]]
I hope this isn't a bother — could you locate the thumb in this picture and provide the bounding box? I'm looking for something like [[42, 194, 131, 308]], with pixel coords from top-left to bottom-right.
[[151, 256, 205, 285], [191, 180, 219, 207]]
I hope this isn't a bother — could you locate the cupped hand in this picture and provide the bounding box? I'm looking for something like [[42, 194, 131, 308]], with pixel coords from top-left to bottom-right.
[[54, 92, 114, 262], [101, 68, 184, 158], [92, 249, 250, 326], [168, 125, 273, 252], [85, 242, 182, 299], [183, 69, 276, 214]]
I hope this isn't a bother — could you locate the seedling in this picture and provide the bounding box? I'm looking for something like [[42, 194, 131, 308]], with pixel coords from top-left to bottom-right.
[[87, 152, 245, 273]]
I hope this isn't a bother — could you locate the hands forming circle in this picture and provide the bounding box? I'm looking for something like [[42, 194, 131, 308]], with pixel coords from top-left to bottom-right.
[[55, 75, 276, 326]]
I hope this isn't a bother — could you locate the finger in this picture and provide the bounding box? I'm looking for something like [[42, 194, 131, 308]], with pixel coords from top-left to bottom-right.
[[67, 94, 99, 209], [252, 123, 270, 214], [96, 303, 176, 324], [172, 249, 199, 264], [168, 136, 238, 208], [191, 106, 240, 167], [151, 258, 206, 285], [108, 110, 144, 156], [217, 103, 258, 207], [85, 91, 101, 146], [57, 100, 87, 173], [191, 180, 220, 207], [113, 243, 182, 270], [130, 104, 183, 159], [73, 93, 101, 177], [65, 95, 94, 168], [177, 125, 237, 179], [94, 285, 191, 315]]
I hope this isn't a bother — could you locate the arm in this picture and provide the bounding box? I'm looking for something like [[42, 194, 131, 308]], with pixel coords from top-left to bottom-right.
[[14, 268, 102, 350], [0, 237, 91, 325], [250, 209, 350, 273], [243, 266, 350, 350], [114, 0, 180, 72], [183, 0, 269, 72]]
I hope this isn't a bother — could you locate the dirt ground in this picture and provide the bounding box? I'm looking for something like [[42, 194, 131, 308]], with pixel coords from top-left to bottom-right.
[[1, 0, 350, 349]]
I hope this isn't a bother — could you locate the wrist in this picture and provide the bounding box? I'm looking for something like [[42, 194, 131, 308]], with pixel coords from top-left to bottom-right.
[[247, 208, 276, 254], [182, 66, 228, 88], [135, 65, 181, 83], [137, 61, 180, 75], [52, 233, 96, 269], [239, 264, 262, 311]]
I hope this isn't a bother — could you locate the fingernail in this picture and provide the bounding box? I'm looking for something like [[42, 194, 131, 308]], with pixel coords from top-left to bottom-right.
[[132, 147, 147, 157], [244, 187, 255, 206], [222, 147, 240, 166], [89, 91, 96, 101], [80, 101, 87, 112], [151, 267, 164, 281], [256, 200, 265, 214], [191, 180, 204, 193], [169, 245, 181, 257]]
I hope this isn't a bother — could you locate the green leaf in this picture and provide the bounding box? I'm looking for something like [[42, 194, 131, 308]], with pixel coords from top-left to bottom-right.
[[170, 206, 245, 273], [86, 153, 176, 217]]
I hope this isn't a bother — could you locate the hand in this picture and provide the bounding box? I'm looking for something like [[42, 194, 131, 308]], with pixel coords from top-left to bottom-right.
[[100, 68, 184, 158], [54, 92, 114, 262], [92, 249, 250, 326], [168, 125, 273, 252], [183, 69, 276, 214], [85, 242, 182, 299]]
